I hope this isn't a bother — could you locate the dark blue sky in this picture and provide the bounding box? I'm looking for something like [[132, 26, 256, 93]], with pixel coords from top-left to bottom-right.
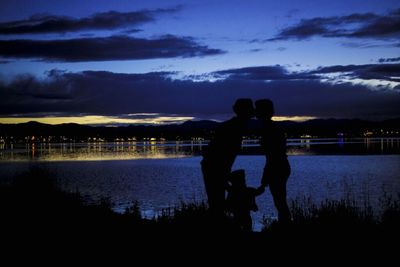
[[0, 0, 399, 124]]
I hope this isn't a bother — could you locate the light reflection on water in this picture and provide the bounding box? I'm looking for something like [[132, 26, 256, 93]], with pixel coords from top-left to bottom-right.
[[0, 137, 399, 161], [0, 141, 200, 161]]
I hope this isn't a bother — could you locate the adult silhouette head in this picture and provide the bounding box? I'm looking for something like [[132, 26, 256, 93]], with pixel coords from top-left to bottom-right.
[[255, 99, 274, 120], [233, 98, 255, 120]]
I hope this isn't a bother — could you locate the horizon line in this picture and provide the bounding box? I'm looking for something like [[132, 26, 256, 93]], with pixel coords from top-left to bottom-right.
[[0, 115, 398, 126]]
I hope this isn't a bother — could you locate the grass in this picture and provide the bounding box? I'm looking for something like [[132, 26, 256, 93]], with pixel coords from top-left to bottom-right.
[[286, 197, 376, 228], [1, 167, 399, 255]]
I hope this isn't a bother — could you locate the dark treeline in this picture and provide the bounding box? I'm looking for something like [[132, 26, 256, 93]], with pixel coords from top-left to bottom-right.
[[0, 118, 399, 142]]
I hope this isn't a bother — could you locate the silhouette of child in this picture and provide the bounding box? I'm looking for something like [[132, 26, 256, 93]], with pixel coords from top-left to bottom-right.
[[225, 169, 264, 231]]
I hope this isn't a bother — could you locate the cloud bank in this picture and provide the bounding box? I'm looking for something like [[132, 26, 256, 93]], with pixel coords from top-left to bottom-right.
[[0, 35, 224, 62], [269, 8, 400, 41], [0, 8, 180, 35], [1, 64, 399, 121]]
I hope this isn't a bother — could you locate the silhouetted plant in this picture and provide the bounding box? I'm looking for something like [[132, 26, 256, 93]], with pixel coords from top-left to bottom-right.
[[157, 201, 209, 224], [261, 195, 386, 232], [98, 196, 113, 210], [124, 200, 142, 220], [260, 214, 276, 229], [379, 192, 400, 228]]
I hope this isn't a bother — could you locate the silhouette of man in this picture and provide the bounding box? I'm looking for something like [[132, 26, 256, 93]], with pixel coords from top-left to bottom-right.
[[255, 99, 291, 224], [201, 99, 254, 219]]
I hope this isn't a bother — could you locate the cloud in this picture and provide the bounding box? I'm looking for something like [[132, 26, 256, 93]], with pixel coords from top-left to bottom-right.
[[310, 64, 400, 83], [269, 8, 400, 41], [0, 35, 225, 62], [248, 48, 263, 53], [341, 42, 400, 49], [0, 114, 194, 125], [212, 65, 318, 80], [1, 65, 399, 120], [0, 8, 180, 35], [378, 57, 400, 63]]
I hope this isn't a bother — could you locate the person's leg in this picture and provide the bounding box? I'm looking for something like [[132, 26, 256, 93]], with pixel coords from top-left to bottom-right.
[[201, 163, 226, 219], [214, 176, 227, 216], [269, 177, 291, 224], [242, 213, 253, 231], [201, 163, 216, 210]]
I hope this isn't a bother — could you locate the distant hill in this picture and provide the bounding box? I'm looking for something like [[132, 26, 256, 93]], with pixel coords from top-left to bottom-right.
[[280, 118, 400, 137], [0, 118, 399, 141]]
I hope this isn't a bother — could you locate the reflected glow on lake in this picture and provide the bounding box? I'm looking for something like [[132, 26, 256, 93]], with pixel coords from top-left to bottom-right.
[[1, 137, 399, 161], [0, 141, 199, 161]]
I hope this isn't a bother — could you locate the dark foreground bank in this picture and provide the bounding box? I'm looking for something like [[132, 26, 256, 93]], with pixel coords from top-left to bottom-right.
[[1, 168, 399, 259]]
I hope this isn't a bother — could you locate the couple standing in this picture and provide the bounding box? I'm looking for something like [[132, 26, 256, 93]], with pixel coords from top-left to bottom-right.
[[201, 98, 291, 228]]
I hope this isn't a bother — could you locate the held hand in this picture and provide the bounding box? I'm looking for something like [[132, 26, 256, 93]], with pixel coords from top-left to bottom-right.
[[255, 186, 265, 195], [261, 175, 270, 188]]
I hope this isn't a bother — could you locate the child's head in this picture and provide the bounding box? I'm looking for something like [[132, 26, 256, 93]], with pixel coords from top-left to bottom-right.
[[229, 169, 246, 187]]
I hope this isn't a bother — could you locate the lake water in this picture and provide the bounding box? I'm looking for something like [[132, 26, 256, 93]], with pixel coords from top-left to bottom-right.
[[1, 138, 399, 231]]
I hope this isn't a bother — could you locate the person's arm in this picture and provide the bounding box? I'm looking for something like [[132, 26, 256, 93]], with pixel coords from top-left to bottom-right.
[[254, 186, 265, 196], [261, 167, 270, 187], [248, 188, 260, 211]]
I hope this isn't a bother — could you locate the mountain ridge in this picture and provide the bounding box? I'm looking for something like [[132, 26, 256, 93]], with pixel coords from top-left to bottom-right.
[[0, 118, 399, 140]]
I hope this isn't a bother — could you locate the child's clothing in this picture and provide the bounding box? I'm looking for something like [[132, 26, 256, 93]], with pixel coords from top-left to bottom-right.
[[226, 169, 264, 231]]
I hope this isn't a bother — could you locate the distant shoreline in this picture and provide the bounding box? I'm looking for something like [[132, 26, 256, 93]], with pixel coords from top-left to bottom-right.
[[1, 118, 399, 144]]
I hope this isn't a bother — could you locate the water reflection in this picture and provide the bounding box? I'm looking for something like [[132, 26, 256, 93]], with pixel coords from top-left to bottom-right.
[[0, 141, 205, 161], [286, 137, 400, 156], [300, 138, 311, 150], [0, 138, 399, 161]]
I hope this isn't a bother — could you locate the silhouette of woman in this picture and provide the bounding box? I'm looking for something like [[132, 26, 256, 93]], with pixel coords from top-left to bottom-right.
[[255, 99, 291, 224]]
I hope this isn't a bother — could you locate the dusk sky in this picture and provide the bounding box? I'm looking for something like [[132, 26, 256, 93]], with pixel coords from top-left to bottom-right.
[[0, 0, 399, 125]]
